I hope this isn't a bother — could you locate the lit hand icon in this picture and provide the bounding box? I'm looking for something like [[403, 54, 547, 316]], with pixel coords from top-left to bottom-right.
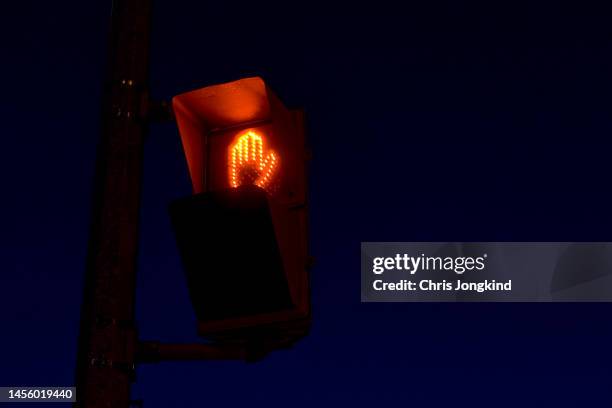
[[229, 130, 279, 191]]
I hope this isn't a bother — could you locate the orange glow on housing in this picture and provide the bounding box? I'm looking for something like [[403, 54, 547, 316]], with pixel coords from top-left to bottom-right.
[[229, 130, 279, 192]]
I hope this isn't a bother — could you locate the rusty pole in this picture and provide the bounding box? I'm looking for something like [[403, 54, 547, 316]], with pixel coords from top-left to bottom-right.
[[74, 0, 152, 406]]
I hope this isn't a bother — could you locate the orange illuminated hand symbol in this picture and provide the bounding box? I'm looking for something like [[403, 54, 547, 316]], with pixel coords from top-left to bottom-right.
[[229, 130, 279, 191]]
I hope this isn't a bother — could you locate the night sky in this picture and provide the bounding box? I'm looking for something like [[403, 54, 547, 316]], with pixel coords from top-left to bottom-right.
[[2, 0, 612, 406]]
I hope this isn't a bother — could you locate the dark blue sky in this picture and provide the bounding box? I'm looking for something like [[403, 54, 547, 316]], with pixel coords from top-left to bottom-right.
[[2, 0, 612, 406]]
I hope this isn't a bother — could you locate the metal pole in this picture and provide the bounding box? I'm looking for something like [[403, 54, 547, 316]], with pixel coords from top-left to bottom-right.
[[75, 0, 151, 406]]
